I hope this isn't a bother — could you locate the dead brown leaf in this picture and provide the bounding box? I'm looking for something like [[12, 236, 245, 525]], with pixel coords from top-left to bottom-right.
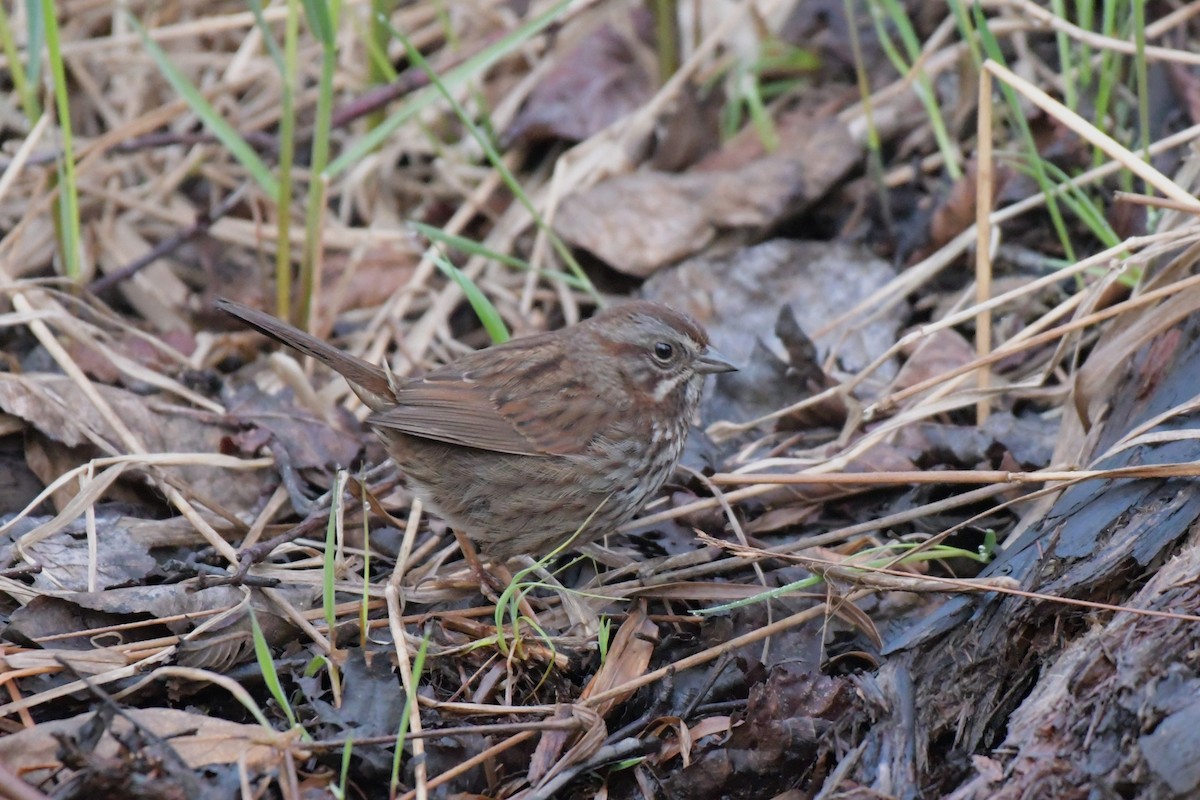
[[0, 373, 271, 517], [0, 707, 294, 782], [892, 327, 976, 392], [555, 171, 714, 276], [919, 161, 1014, 260], [557, 118, 859, 277], [506, 17, 655, 145], [579, 600, 657, 718]]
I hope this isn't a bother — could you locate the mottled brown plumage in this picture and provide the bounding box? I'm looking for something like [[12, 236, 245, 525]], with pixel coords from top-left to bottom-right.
[[216, 298, 734, 560]]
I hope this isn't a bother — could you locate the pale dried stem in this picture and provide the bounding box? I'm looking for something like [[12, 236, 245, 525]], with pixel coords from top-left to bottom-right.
[[389, 500, 428, 800]]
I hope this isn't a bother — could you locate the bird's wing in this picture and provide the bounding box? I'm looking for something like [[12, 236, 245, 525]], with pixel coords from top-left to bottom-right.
[[368, 343, 625, 456]]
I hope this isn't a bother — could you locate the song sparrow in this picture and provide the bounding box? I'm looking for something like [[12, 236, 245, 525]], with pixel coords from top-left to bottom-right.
[[216, 298, 735, 560]]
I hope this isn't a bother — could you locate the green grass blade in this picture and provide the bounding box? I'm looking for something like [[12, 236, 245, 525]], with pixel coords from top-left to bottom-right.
[[132, 14, 280, 197], [40, 0, 82, 280], [867, 0, 962, 179], [1131, 0, 1150, 163], [358, 479, 370, 648], [597, 616, 612, 664], [388, 22, 596, 298], [325, 0, 571, 177], [1092, 0, 1121, 167], [1035, 160, 1119, 249], [245, 0, 286, 71], [304, 653, 331, 678], [719, 62, 747, 139], [1050, 0, 1077, 110], [365, 0, 399, 132], [389, 629, 430, 797], [409, 221, 590, 290], [277, 0, 301, 319], [695, 542, 992, 616], [323, 470, 345, 648], [974, 5, 1076, 262], [411, 222, 533, 271], [0, 4, 38, 120], [336, 736, 354, 799], [650, 0, 679, 83], [297, 0, 339, 325], [247, 0, 300, 319], [249, 607, 300, 730], [741, 71, 778, 153], [24, 0, 45, 91], [300, 0, 334, 45], [429, 250, 510, 343], [1075, 0, 1094, 93], [944, 0, 981, 68]]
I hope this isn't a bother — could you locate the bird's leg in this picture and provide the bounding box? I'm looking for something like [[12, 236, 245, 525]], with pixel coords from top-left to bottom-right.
[[452, 530, 545, 629], [452, 529, 506, 596]]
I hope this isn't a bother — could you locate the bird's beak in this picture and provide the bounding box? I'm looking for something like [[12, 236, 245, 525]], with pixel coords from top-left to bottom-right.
[[695, 347, 737, 374]]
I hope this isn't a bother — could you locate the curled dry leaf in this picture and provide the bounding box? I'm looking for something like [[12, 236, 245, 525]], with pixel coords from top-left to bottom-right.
[[0, 513, 156, 592], [892, 327, 976, 392], [555, 172, 715, 276], [644, 239, 904, 377], [293, 644, 412, 776], [3, 585, 315, 675], [557, 118, 858, 277], [654, 714, 733, 766], [506, 17, 655, 145], [223, 379, 366, 471], [528, 704, 576, 786], [1, 647, 127, 676], [0, 707, 295, 782], [527, 705, 607, 795], [662, 666, 852, 797], [905, 157, 1023, 266], [642, 239, 906, 433], [0, 373, 271, 516], [773, 305, 847, 429], [579, 600, 657, 718]]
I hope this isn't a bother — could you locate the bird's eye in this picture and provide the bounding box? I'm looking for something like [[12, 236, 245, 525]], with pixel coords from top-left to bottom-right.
[[653, 342, 674, 362]]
